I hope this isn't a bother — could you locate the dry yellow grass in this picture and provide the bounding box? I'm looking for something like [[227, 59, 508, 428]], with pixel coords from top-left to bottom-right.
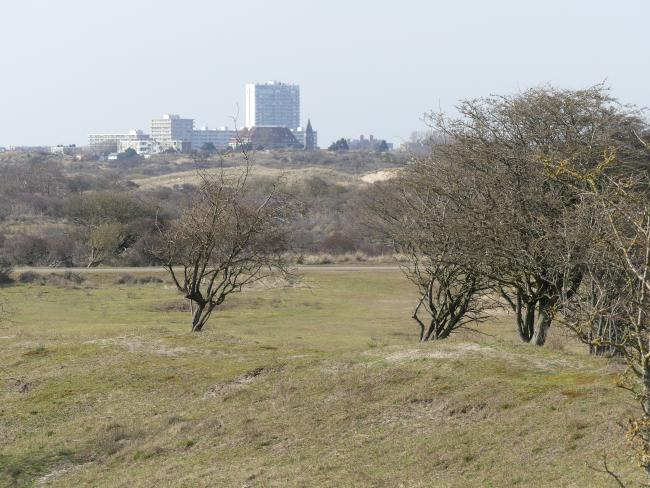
[[131, 165, 373, 191]]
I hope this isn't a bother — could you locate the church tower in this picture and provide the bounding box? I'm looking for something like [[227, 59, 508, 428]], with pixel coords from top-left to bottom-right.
[[305, 119, 316, 151]]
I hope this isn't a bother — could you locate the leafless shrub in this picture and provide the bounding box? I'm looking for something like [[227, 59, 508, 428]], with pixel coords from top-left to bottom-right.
[[0, 257, 14, 285], [57, 271, 85, 284], [137, 275, 164, 284], [152, 299, 190, 313], [366, 170, 493, 341], [150, 156, 299, 332], [45, 272, 88, 289], [17, 271, 41, 284], [369, 85, 646, 345], [549, 145, 650, 479]]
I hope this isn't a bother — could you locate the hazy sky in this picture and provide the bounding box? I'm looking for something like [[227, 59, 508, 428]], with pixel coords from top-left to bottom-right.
[[1, 0, 648, 147]]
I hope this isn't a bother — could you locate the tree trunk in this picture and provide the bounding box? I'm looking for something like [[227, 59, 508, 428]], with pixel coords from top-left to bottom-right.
[[436, 325, 453, 340], [643, 364, 650, 417], [514, 291, 536, 342], [520, 303, 536, 342], [422, 318, 452, 341], [643, 364, 650, 479], [191, 304, 206, 332], [530, 300, 553, 346], [423, 319, 437, 341], [524, 304, 536, 341]]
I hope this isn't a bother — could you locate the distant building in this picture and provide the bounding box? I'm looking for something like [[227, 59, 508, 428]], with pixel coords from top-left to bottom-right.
[[291, 120, 318, 150], [88, 133, 129, 153], [88, 129, 150, 153], [191, 126, 237, 151], [348, 134, 393, 151], [50, 144, 81, 156], [245, 81, 300, 129], [230, 126, 302, 150], [8, 146, 52, 153], [90, 87, 312, 155], [118, 138, 160, 155], [305, 119, 316, 150], [150, 115, 239, 151], [291, 128, 307, 149], [151, 114, 194, 151]]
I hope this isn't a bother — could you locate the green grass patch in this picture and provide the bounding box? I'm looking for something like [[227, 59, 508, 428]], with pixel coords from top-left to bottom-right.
[[0, 268, 642, 486]]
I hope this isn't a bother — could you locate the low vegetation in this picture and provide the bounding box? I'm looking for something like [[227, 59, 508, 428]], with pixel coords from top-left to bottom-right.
[[0, 268, 644, 486], [0, 151, 396, 269]]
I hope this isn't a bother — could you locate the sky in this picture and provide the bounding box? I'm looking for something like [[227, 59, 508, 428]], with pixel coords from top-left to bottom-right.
[[0, 0, 649, 148]]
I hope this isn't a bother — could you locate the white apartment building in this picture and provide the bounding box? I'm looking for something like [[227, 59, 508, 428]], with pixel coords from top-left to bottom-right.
[[88, 129, 151, 153], [245, 81, 300, 129], [88, 133, 129, 152], [151, 114, 194, 150], [191, 126, 237, 150], [118, 138, 160, 155], [151, 115, 243, 151]]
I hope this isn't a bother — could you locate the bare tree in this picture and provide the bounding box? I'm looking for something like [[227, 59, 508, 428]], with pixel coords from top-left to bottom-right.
[[369, 85, 645, 346], [423, 85, 646, 345], [551, 148, 650, 479], [86, 223, 135, 268], [364, 162, 491, 341], [150, 161, 297, 332], [407, 254, 490, 341]]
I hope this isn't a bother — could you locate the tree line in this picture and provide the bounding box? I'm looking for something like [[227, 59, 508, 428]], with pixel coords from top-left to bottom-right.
[[365, 85, 650, 480]]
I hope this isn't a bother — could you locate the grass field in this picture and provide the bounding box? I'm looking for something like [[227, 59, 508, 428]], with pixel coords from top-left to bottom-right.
[[0, 268, 643, 487]]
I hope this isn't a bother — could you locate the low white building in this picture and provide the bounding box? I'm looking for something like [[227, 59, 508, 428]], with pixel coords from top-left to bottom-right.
[[118, 138, 160, 155], [150, 115, 240, 151], [190, 126, 236, 151], [88, 129, 151, 153], [50, 145, 81, 155]]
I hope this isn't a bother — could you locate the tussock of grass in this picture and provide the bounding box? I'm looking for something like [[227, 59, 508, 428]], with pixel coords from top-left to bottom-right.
[[114, 274, 165, 285], [16, 271, 90, 288], [294, 252, 403, 265]]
